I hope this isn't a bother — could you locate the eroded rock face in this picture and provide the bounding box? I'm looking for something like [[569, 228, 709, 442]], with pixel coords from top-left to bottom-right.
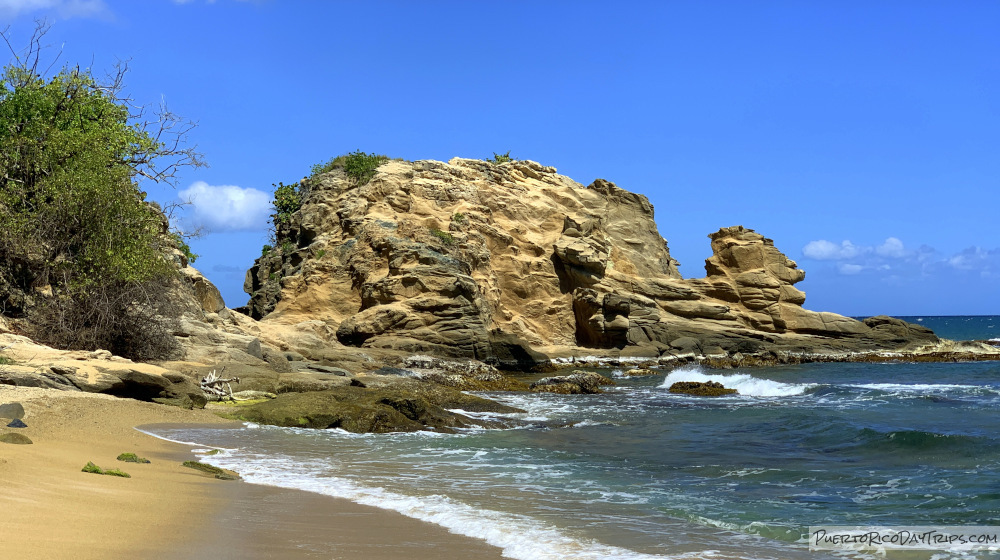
[[241, 157, 937, 362]]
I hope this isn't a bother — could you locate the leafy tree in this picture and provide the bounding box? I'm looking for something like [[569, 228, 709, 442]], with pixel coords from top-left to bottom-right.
[[0, 23, 203, 359]]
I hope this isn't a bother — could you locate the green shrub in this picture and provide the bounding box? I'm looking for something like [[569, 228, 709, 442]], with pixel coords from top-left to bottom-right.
[[280, 240, 294, 253], [271, 182, 302, 228], [116, 452, 150, 464], [0, 26, 201, 361], [311, 151, 393, 184], [261, 244, 273, 256], [452, 212, 466, 224], [0, 356, 14, 366], [310, 153, 349, 177], [343, 151, 389, 185], [167, 231, 198, 264], [103, 468, 132, 478], [489, 151, 514, 164], [429, 228, 455, 245], [316, 249, 327, 259]]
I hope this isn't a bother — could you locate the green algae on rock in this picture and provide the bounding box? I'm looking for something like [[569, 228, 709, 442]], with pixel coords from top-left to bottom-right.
[[181, 460, 239, 480], [0, 432, 32, 444], [668, 381, 737, 396], [225, 381, 523, 433], [116, 452, 151, 464]]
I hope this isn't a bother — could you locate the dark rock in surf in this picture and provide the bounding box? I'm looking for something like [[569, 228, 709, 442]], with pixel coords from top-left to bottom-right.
[[668, 381, 737, 396]]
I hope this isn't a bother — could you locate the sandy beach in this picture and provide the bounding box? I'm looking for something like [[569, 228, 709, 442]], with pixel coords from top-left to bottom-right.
[[0, 386, 504, 559]]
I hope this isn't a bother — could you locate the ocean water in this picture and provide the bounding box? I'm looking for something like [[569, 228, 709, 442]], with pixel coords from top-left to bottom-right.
[[890, 315, 1000, 342], [146, 318, 1000, 560]]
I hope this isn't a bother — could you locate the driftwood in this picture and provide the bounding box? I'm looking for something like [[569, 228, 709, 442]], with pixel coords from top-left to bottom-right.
[[200, 368, 241, 401]]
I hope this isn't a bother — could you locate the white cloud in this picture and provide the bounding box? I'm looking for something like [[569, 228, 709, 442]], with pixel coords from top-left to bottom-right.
[[0, 0, 107, 18], [802, 234, 1000, 283], [802, 239, 866, 260], [947, 247, 1000, 275], [178, 181, 271, 232], [803, 237, 909, 261], [876, 237, 906, 258]]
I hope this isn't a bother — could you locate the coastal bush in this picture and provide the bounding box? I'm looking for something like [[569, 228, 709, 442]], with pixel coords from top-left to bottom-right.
[[168, 231, 199, 264], [452, 212, 466, 224], [489, 151, 514, 164], [343, 151, 389, 185], [0, 24, 201, 361], [310, 150, 389, 185], [28, 277, 181, 361], [271, 181, 302, 227], [0, 356, 14, 366]]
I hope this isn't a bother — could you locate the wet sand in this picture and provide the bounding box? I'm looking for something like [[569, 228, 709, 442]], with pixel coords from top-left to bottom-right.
[[0, 387, 504, 559]]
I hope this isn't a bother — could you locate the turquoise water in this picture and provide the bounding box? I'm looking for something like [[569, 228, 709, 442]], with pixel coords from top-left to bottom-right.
[[152, 356, 1000, 560]]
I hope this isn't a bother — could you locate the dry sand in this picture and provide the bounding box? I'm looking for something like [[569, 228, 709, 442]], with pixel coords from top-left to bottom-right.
[[0, 386, 505, 559]]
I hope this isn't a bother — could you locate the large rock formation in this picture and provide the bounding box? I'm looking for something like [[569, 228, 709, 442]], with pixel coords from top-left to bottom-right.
[[241, 157, 938, 365]]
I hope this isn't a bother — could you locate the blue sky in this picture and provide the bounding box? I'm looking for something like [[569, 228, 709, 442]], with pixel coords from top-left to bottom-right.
[[2, 1, 997, 316]]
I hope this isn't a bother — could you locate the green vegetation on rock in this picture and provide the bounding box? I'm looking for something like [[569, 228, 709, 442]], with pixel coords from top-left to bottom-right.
[[429, 228, 455, 245], [167, 231, 199, 264], [0, 356, 14, 366], [271, 181, 302, 227], [310, 150, 389, 185], [488, 150, 514, 164]]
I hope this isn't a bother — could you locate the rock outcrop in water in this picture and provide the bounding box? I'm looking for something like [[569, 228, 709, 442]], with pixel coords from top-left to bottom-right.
[[668, 381, 738, 397], [242, 157, 937, 365]]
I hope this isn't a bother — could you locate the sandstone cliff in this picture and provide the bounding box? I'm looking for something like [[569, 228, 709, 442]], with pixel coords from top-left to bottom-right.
[[241, 157, 937, 365]]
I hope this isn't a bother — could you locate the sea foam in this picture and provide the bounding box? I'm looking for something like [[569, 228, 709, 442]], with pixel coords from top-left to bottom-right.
[[200, 450, 684, 560], [658, 366, 814, 397]]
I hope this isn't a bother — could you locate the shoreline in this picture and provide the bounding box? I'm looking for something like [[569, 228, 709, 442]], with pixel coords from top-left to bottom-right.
[[0, 387, 504, 560]]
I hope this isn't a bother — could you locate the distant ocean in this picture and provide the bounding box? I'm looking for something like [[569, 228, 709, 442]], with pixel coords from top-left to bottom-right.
[[149, 316, 1000, 560], [888, 315, 1000, 342]]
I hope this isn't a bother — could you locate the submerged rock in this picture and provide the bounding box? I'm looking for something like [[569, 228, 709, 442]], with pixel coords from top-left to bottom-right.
[[668, 381, 737, 397]]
